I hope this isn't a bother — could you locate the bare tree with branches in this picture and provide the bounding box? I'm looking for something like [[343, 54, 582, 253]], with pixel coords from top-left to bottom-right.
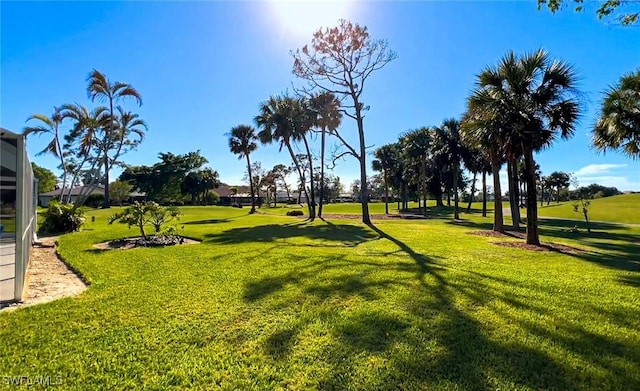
[[292, 20, 397, 224]]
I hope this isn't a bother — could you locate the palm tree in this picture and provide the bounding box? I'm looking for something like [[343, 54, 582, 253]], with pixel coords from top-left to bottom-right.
[[400, 128, 431, 215], [309, 92, 342, 217], [462, 108, 507, 232], [23, 107, 67, 201], [593, 69, 640, 159], [59, 103, 110, 204], [228, 125, 258, 213], [462, 146, 491, 215], [433, 118, 468, 220], [467, 50, 580, 244], [86, 69, 142, 208], [372, 143, 400, 214], [255, 95, 314, 218]]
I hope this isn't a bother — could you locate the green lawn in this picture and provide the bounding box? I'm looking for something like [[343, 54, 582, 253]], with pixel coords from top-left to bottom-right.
[[531, 193, 640, 225], [1, 206, 639, 389]]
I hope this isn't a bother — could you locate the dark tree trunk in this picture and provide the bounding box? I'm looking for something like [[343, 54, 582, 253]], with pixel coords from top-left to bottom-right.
[[524, 147, 540, 245], [246, 155, 256, 213], [453, 164, 459, 220], [466, 171, 477, 214], [490, 150, 504, 232], [482, 170, 487, 217], [318, 128, 326, 217], [507, 158, 520, 230], [354, 106, 370, 225], [302, 135, 316, 220], [286, 142, 311, 213], [447, 191, 451, 207], [383, 170, 389, 215]]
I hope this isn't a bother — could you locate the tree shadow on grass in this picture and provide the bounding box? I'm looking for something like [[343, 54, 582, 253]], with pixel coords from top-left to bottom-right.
[[448, 217, 640, 272], [232, 221, 638, 388], [619, 275, 640, 288], [204, 221, 378, 247], [183, 218, 231, 225]]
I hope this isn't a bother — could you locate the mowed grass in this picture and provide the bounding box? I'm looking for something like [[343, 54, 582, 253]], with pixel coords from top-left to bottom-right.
[[1, 206, 639, 389], [533, 193, 640, 225]]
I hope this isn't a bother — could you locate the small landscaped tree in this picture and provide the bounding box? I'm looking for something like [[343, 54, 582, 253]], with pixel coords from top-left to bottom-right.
[[109, 180, 133, 206], [108, 201, 181, 239]]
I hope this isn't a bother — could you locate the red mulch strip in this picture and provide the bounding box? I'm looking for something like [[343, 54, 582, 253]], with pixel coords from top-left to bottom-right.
[[492, 241, 584, 254], [467, 230, 525, 239]]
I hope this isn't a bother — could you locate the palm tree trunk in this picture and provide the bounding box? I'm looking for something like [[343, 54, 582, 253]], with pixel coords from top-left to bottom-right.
[[453, 164, 460, 220], [301, 135, 316, 220], [318, 128, 326, 217], [383, 169, 389, 215], [285, 142, 311, 212], [490, 150, 504, 232], [55, 130, 67, 203], [466, 171, 477, 213], [246, 155, 256, 213], [524, 147, 540, 245], [482, 170, 487, 217], [507, 158, 520, 230]]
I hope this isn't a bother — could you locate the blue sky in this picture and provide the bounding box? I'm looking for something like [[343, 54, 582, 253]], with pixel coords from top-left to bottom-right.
[[2, 1, 639, 191]]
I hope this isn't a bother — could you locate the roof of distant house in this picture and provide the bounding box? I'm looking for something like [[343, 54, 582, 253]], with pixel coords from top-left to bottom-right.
[[39, 186, 105, 197]]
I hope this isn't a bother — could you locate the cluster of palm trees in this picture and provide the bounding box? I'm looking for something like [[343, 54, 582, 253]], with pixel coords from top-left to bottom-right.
[[24, 69, 145, 209], [371, 120, 472, 220], [372, 50, 582, 245], [228, 92, 341, 219]]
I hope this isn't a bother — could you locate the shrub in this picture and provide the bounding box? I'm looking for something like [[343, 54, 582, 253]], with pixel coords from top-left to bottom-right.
[[205, 191, 220, 205], [108, 201, 182, 238], [286, 210, 304, 216], [84, 193, 106, 208], [40, 201, 85, 234]]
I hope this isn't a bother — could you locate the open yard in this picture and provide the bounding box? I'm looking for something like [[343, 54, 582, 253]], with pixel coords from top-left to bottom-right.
[[1, 205, 639, 389], [534, 193, 640, 225]]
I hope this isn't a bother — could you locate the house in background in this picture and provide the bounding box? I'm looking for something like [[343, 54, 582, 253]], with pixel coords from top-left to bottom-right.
[[38, 186, 105, 207], [216, 185, 265, 206], [38, 186, 147, 207], [1, 127, 37, 304]]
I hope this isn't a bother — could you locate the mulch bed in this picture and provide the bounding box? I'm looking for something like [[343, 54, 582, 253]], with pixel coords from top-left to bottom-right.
[[93, 236, 200, 250], [467, 230, 584, 254], [318, 214, 430, 220], [467, 230, 525, 239], [492, 241, 584, 254]]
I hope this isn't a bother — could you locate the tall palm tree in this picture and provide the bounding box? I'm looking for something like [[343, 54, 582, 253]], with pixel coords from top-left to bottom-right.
[[372, 143, 400, 215], [59, 103, 110, 204], [462, 146, 491, 215], [593, 69, 640, 159], [433, 118, 468, 220], [86, 69, 142, 208], [23, 107, 67, 201], [255, 95, 314, 218], [292, 98, 318, 219], [400, 128, 431, 215], [228, 125, 258, 213], [309, 92, 342, 217], [462, 108, 507, 232], [467, 50, 580, 244]]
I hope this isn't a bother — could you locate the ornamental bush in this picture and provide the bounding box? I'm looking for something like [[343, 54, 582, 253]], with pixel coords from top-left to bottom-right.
[[40, 201, 85, 234]]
